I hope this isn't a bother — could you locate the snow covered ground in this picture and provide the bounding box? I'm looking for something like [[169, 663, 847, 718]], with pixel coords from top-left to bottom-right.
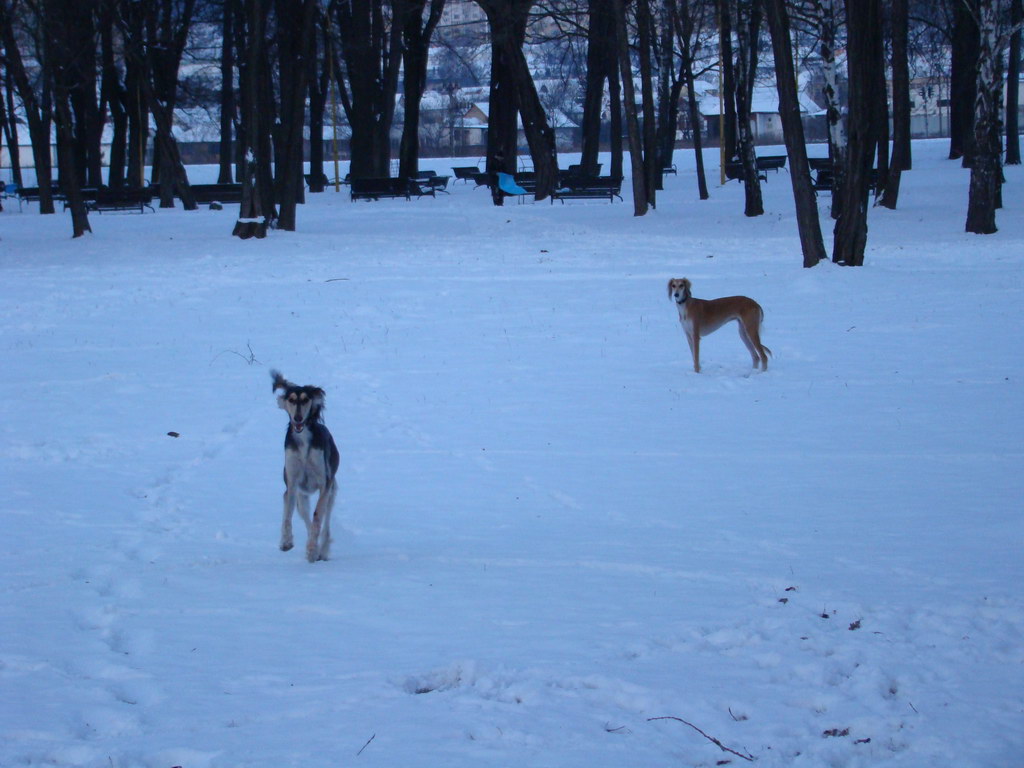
[[1, 139, 1022, 768]]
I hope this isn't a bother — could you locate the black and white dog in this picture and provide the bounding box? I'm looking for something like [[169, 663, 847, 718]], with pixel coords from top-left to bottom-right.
[[271, 370, 340, 562]]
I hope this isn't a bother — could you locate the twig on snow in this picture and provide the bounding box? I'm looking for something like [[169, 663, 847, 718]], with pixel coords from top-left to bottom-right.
[[648, 716, 756, 762], [356, 733, 376, 756], [211, 342, 260, 367]]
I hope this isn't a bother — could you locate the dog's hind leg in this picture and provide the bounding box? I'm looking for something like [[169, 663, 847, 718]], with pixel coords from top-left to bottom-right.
[[739, 321, 768, 371], [738, 323, 760, 370]]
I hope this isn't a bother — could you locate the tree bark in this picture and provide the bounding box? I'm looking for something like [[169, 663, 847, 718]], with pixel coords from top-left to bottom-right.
[[99, 0, 127, 189], [734, 0, 763, 217], [580, 0, 614, 174], [612, 0, 651, 215], [478, 0, 559, 202], [965, 0, 1003, 234], [811, 0, 845, 219], [950, 0, 979, 162], [2, 67, 23, 187], [398, 0, 446, 179], [334, 0, 403, 179], [275, 0, 317, 231], [1006, 0, 1022, 165], [880, 0, 910, 208], [636, 0, 659, 207], [46, 0, 91, 236], [218, 0, 236, 184], [676, 0, 708, 199], [764, 0, 825, 266], [233, 0, 270, 239], [0, 0, 57, 213], [717, 0, 737, 161], [832, 0, 881, 266], [307, 14, 330, 192]]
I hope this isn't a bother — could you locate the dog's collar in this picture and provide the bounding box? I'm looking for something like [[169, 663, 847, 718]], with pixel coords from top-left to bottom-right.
[[676, 296, 688, 305]]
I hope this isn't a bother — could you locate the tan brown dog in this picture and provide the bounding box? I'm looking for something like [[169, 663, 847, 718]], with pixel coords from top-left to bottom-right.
[[667, 278, 771, 373]]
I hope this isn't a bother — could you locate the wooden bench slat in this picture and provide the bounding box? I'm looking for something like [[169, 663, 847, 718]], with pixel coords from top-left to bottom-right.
[[350, 177, 412, 201]]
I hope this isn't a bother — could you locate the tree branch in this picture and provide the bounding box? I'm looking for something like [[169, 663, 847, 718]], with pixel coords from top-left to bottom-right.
[[648, 716, 756, 762]]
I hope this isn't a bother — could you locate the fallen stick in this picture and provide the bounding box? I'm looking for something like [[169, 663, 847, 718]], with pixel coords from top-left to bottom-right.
[[356, 733, 376, 756], [648, 716, 756, 762]]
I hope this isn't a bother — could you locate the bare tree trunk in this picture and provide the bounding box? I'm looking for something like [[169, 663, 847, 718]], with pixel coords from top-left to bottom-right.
[[833, 0, 881, 266], [734, 0, 763, 217], [483, 2, 518, 206], [950, 0, 979, 163], [580, 0, 614, 174], [218, 0, 236, 184], [717, 0, 737, 161], [274, 0, 317, 231], [880, 0, 910, 208], [65, 0, 103, 188], [1006, 0, 1022, 165], [764, 0, 825, 266], [1, 0, 57, 213], [871, 6, 889, 197], [307, 15, 329, 192], [965, 0, 1003, 234], [479, 0, 559, 201], [99, 0, 127, 189], [398, 0, 445, 179], [121, 0, 196, 208], [334, 0, 403, 179], [2, 67, 23, 187], [656, 0, 680, 187], [233, 0, 269, 239], [636, 0, 659, 207], [45, 0, 91, 236], [612, 0, 651, 215], [608, 51, 624, 179], [676, 0, 708, 199], [122, 0, 148, 190], [811, 0, 845, 219]]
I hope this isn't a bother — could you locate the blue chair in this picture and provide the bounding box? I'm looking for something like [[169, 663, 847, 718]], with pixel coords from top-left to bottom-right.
[[496, 172, 527, 196]]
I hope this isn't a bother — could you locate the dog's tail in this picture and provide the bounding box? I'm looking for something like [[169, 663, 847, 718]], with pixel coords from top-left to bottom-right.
[[270, 369, 293, 393]]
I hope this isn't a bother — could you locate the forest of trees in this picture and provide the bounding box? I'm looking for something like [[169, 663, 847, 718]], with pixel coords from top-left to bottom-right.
[[0, 0, 1021, 263]]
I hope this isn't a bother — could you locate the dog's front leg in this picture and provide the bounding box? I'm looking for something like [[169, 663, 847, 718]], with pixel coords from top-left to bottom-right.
[[320, 484, 336, 561], [687, 330, 701, 373], [281, 487, 296, 552]]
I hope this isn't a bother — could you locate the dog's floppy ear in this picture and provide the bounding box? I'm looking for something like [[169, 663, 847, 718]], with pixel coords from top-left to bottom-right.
[[270, 369, 292, 393], [309, 386, 326, 414], [667, 279, 675, 300], [681, 278, 692, 299]]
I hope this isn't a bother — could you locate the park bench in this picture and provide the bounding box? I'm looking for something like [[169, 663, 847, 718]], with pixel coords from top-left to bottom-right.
[[87, 186, 154, 213], [413, 170, 451, 194], [452, 166, 480, 183], [350, 177, 412, 201], [813, 167, 834, 190], [16, 183, 62, 205], [471, 172, 492, 188], [551, 175, 623, 203], [811, 166, 879, 193], [724, 161, 768, 183], [756, 155, 787, 173], [565, 163, 602, 177], [661, 163, 678, 176], [188, 183, 244, 205]]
